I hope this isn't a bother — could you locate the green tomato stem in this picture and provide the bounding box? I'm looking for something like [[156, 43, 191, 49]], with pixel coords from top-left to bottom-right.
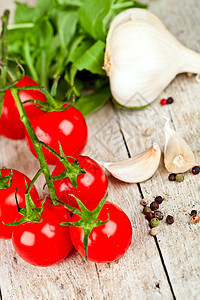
[[10, 87, 58, 205], [16, 85, 58, 108], [0, 10, 9, 116], [26, 168, 43, 194]]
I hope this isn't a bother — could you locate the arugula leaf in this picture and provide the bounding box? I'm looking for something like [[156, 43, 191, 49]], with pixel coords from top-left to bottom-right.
[[14, 0, 52, 23], [56, 0, 83, 6], [14, 2, 36, 23], [73, 40, 106, 75], [56, 10, 78, 51], [74, 85, 111, 116], [79, 0, 114, 41], [35, 18, 54, 87]]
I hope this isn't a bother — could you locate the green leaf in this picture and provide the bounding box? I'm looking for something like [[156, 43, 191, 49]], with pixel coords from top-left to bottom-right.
[[14, 0, 52, 23], [69, 38, 93, 63], [73, 40, 106, 75], [56, 0, 83, 6], [74, 85, 111, 116], [57, 10, 78, 51], [14, 2, 37, 23], [79, 0, 114, 40], [67, 34, 85, 63], [112, 0, 148, 11]]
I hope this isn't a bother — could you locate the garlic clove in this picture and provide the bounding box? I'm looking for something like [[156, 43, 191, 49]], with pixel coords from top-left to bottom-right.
[[104, 9, 200, 107], [164, 118, 195, 173], [101, 143, 161, 183]]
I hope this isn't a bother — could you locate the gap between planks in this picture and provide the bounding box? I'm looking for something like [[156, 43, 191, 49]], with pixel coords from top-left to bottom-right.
[[117, 109, 176, 300]]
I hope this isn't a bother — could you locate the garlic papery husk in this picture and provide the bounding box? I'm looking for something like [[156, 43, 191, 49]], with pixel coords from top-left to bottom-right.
[[164, 118, 195, 173], [104, 9, 200, 107], [102, 143, 161, 183]]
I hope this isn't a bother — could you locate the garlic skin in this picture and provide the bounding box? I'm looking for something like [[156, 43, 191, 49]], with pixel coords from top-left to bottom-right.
[[164, 118, 195, 173], [102, 143, 161, 183], [104, 9, 200, 107]]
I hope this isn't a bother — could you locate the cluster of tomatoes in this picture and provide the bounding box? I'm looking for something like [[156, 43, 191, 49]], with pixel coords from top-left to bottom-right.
[[0, 76, 132, 266]]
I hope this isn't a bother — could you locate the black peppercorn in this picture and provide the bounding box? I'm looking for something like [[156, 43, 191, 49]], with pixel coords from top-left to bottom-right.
[[145, 212, 154, 221], [150, 201, 159, 211], [154, 211, 164, 220], [168, 173, 176, 181], [154, 196, 163, 204], [166, 97, 174, 104], [190, 210, 197, 216], [166, 215, 174, 225], [192, 166, 200, 175]]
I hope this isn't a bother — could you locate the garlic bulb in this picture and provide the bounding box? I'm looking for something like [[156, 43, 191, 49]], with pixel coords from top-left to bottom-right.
[[101, 143, 161, 183], [164, 118, 195, 173], [104, 9, 200, 107]]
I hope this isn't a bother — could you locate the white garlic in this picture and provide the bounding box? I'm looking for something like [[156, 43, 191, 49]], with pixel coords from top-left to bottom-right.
[[101, 143, 161, 183], [164, 118, 195, 173], [104, 9, 200, 107]]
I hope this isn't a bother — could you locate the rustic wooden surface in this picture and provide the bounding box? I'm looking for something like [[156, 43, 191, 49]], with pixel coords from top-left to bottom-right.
[[0, 0, 200, 299]]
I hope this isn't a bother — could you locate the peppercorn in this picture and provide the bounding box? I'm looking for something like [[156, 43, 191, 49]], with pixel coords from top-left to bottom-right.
[[166, 215, 174, 224], [150, 218, 159, 227], [154, 211, 164, 220], [190, 215, 200, 224], [175, 174, 184, 182], [143, 128, 152, 137], [140, 198, 148, 206], [190, 210, 197, 216], [168, 173, 176, 181], [143, 206, 151, 215], [166, 97, 174, 104], [160, 98, 167, 105], [192, 166, 200, 175], [150, 227, 158, 236], [154, 196, 163, 204], [150, 201, 159, 211], [145, 212, 154, 221]]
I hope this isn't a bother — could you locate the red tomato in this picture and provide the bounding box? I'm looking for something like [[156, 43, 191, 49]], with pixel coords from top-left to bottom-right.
[[0, 76, 46, 140], [52, 155, 108, 208], [12, 200, 72, 266], [0, 169, 39, 239], [25, 107, 88, 165], [69, 201, 132, 263]]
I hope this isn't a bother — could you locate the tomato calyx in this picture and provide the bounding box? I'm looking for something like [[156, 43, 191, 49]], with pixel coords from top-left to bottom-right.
[[60, 194, 109, 260], [0, 168, 13, 189], [4, 187, 45, 226], [45, 142, 85, 188]]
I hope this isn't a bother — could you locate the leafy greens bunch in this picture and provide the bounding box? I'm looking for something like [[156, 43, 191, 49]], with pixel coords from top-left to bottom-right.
[[7, 0, 147, 116]]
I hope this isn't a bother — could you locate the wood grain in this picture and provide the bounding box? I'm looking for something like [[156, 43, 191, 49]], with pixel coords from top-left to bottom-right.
[[116, 0, 200, 298], [0, 0, 200, 299]]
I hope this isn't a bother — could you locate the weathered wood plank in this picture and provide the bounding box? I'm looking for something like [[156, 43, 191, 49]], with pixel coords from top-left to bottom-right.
[[116, 0, 200, 298], [1, 0, 200, 299]]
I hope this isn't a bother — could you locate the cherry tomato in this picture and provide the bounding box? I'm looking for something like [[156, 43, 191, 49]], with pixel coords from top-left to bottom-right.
[[0, 169, 39, 239], [69, 201, 132, 263], [25, 107, 88, 165], [12, 200, 72, 266], [52, 155, 108, 208], [0, 76, 46, 140]]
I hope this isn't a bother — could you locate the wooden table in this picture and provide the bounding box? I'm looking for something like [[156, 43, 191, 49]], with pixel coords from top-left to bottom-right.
[[0, 0, 200, 299]]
